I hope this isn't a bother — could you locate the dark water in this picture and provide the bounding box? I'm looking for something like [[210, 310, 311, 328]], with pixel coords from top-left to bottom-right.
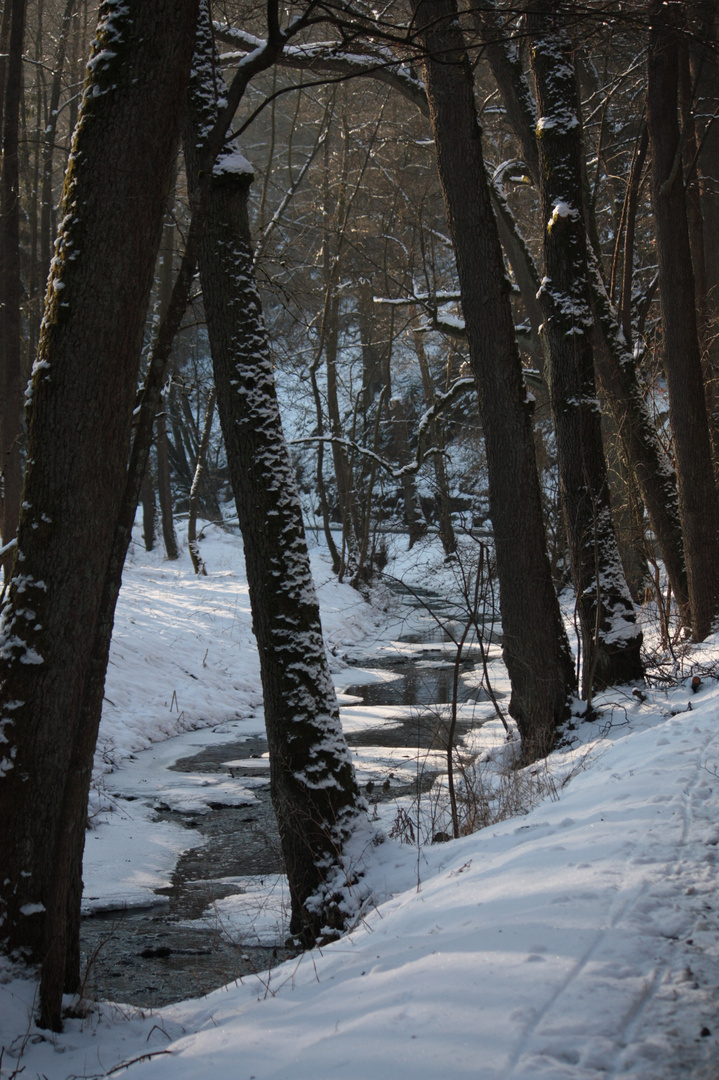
[[345, 662, 505, 710], [80, 736, 296, 1007]]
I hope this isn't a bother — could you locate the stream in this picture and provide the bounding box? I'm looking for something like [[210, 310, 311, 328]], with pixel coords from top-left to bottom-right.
[[80, 607, 500, 1008]]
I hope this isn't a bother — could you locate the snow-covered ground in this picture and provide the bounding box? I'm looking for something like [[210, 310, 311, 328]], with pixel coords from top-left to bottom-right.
[[1, 525, 718, 1079]]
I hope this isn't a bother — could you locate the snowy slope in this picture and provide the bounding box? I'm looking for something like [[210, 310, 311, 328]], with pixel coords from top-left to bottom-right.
[[1, 528, 718, 1080]]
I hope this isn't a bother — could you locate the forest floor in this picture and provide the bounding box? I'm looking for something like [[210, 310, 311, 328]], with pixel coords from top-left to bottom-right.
[[1, 524, 718, 1079]]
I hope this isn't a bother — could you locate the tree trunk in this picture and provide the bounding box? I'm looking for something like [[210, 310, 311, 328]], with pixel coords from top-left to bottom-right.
[[471, 8, 688, 618], [0, 0, 199, 1031], [185, 3, 366, 942], [309, 344, 341, 573], [0, 2, 13, 135], [156, 403, 179, 559], [602, 409, 651, 601], [680, 32, 719, 483], [689, 1, 719, 380], [647, 0, 719, 641], [412, 0, 576, 762], [39, 0, 77, 290], [141, 465, 156, 551], [155, 210, 180, 560], [188, 386, 216, 575], [390, 395, 428, 548], [60, 229, 200, 1000], [588, 262, 689, 620], [469, 0, 540, 184], [413, 329, 456, 555], [325, 288, 361, 577], [0, 0, 26, 574], [528, 5, 644, 694]]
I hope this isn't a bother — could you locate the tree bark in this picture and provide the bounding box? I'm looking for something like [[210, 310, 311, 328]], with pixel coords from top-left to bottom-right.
[[156, 403, 179, 559], [528, 5, 644, 694], [689, 1, 719, 379], [0, 0, 26, 574], [185, 2, 366, 942], [60, 227, 200, 1000], [155, 212, 180, 560], [325, 288, 361, 577], [647, 0, 719, 641], [188, 387, 216, 575], [0, 0, 199, 1030], [412, 0, 576, 761], [588, 259, 689, 619], [141, 466, 156, 552], [680, 32, 719, 484]]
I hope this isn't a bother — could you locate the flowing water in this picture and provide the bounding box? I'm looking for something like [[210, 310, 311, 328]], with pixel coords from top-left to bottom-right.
[[80, 613, 498, 1007]]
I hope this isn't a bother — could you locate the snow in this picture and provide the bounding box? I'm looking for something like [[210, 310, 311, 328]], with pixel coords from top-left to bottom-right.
[[213, 150, 253, 178], [1, 528, 718, 1079]]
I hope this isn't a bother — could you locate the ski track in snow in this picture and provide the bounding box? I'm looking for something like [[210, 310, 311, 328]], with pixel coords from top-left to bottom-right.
[[507, 718, 719, 1080]]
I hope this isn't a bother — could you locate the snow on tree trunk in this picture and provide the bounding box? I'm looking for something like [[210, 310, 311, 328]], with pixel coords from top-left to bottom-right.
[[184, 4, 369, 943], [0, 0, 199, 1031], [470, 8, 688, 624], [528, 6, 644, 694], [412, 0, 576, 762]]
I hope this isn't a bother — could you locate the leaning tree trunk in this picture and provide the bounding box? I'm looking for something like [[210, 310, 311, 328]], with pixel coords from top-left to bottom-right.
[[528, 5, 644, 694], [185, 3, 366, 943], [647, 0, 719, 642], [60, 230, 200, 1001], [0, 0, 199, 1032], [412, 0, 576, 762]]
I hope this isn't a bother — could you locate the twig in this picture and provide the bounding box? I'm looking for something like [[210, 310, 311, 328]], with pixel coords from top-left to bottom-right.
[[107, 1050, 173, 1075]]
